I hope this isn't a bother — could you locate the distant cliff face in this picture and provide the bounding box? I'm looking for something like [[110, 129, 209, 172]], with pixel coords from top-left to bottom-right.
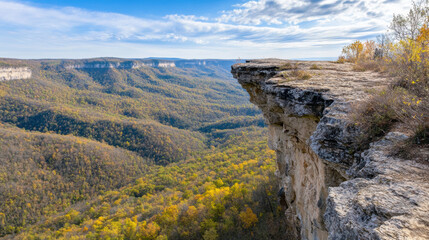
[[0, 67, 32, 81], [60, 59, 240, 72], [232, 59, 429, 240], [64, 60, 176, 69], [0, 58, 241, 82]]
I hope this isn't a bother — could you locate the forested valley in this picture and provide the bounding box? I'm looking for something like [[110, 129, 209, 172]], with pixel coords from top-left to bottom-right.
[[0, 59, 286, 239]]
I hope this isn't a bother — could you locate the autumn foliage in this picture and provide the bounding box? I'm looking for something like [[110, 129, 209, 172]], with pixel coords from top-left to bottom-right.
[[345, 1, 429, 151], [0, 59, 290, 239], [12, 134, 291, 239]]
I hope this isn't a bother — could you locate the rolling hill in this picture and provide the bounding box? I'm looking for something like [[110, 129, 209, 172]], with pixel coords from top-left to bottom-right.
[[0, 58, 286, 239]]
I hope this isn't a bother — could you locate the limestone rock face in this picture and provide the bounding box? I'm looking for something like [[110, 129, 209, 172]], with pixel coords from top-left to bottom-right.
[[232, 59, 429, 240], [0, 67, 32, 81], [325, 132, 429, 240]]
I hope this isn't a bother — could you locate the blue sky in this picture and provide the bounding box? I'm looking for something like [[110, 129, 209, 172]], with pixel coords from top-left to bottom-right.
[[0, 0, 409, 59], [28, 0, 238, 18]]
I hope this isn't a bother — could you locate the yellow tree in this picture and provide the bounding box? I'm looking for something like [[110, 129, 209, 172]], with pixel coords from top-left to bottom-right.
[[417, 24, 429, 80], [239, 207, 258, 229], [342, 40, 364, 62], [137, 221, 160, 240], [362, 40, 377, 60], [122, 218, 137, 240]]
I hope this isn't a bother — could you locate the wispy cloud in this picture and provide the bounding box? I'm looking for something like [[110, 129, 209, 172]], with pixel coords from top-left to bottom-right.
[[0, 0, 410, 59], [218, 0, 407, 26]]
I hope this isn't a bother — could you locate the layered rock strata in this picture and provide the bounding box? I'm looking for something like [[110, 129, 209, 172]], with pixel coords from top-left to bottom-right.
[[232, 59, 429, 240], [0, 67, 32, 81]]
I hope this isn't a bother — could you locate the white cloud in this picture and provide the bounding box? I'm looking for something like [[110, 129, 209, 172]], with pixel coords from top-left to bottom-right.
[[219, 0, 409, 26], [0, 0, 413, 59]]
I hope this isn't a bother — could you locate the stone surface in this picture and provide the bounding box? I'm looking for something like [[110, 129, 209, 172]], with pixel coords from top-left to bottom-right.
[[232, 59, 429, 240], [326, 132, 429, 240], [0, 67, 32, 81]]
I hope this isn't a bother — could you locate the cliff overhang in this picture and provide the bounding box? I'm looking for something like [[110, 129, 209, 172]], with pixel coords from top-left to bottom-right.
[[232, 59, 429, 240]]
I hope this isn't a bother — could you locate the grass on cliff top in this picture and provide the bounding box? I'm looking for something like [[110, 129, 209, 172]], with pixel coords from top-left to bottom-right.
[[280, 69, 312, 81], [277, 62, 298, 71], [277, 62, 314, 81], [309, 64, 322, 70], [350, 85, 428, 158], [341, 2, 429, 158]]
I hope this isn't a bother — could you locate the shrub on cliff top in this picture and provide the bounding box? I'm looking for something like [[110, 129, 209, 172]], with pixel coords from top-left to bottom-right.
[[310, 64, 322, 70], [335, 56, 346, 64], [346, 0, 429, 154]]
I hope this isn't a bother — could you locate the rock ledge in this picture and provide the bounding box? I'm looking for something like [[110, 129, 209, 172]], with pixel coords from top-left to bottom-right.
[[232, 59, 429, 240]]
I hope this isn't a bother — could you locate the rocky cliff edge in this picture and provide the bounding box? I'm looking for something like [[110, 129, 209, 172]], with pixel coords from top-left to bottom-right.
[[232, 59, 429, 240]]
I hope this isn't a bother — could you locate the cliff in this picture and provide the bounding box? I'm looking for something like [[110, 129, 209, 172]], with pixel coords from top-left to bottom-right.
[[232, 59, 429, 240], [62, 59, 238, 70], [0, 58, 240, 82], [63, 59, 176, 69], [0, 67, 32, 81]]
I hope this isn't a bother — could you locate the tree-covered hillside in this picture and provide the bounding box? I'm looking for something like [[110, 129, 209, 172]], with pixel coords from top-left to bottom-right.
[[9, 131, 290, 240], [0, 59, 263, 164], [0, 59, 287, 239]]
